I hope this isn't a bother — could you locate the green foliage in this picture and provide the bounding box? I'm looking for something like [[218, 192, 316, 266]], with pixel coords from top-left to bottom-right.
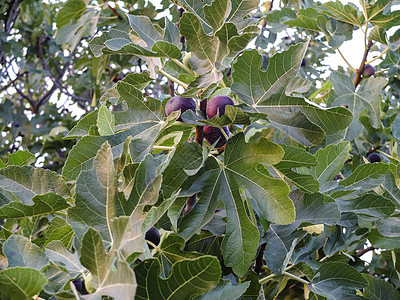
[[1, 0, 400, 299]]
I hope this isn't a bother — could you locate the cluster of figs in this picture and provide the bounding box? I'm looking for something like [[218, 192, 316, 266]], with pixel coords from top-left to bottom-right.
[[165, 95, 234, 148], [142, 96, 235, 253]]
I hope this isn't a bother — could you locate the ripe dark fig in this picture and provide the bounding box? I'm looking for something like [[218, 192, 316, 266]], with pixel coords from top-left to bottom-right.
[[165, 96, 196, 121], [301, 58, 306, 67], [182, 194, 197, 216], [80, 280, 89, 295], [72, 278, 82, 292], [368, 152, 381, 163], [204, 126, 229, 148], [362, 64, 375, 78], [11, 121, 20, 127], [206, 95, 234, 119], [145, 226, 160, 249]]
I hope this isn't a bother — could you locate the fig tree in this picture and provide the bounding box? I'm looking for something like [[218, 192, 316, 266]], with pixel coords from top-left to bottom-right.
[[362, 64, 375, 78], [206, 95, 234, 119], [368, 152, 381, 163], [165, 96, 196, 121], [145, 226, 160, 249], [204, 126, 229, 148]]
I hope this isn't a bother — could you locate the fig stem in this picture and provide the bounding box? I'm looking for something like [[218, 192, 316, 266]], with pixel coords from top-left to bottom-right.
[[365, 47, 390, 65], [159, 69, 188, 89], [171, 58, 198, 77]]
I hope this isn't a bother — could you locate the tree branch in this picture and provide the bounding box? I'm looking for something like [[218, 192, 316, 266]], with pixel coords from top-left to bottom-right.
[[35, 36, 84, 111], [0, 0, 22, 62], [353, 39, 373, 88], [5, 70, 35, 108], [357, 246, 374, 257], [0, 71, 27, 92], [102, 0, 123, 20]]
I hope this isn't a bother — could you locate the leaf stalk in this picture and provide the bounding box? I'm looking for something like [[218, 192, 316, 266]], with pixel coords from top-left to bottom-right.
[[152, 145, 176, 151], [159, 69, 188, 89], [171, 58, 198, 77], [282, 271, 309, 285], [365, 47, 390, 65], [336, 48, 356, 73]]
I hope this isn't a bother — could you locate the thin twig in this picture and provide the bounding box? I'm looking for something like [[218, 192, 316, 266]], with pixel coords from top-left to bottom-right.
[[5, 70, 35, 107], [0, 0, 22, 62], [0, 71, 27, 92], [35, 36, 83, 111], [357, 246, 374, 257], [102, 0, 123, 20]]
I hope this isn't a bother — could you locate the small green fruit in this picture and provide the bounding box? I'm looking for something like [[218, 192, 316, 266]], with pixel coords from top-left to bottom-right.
[[183, 52, 191, 69]]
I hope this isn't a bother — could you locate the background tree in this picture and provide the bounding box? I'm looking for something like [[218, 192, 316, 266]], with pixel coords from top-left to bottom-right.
[[0, 0, 400, 299]]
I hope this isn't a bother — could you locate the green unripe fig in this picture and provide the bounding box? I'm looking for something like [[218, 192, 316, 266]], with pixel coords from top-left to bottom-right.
[[183, 52, 191, 69], [362, 64, 375, 78]]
